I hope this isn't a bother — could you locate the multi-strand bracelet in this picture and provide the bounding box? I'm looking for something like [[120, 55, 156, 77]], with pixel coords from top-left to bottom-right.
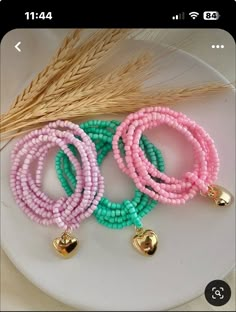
[[10, 120, 104, 258], [55, 120, 165, 256], [113, 106, 233, 207]]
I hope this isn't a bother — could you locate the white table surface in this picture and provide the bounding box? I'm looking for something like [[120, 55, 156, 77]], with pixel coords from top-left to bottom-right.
[[0, 29, 235, 311]]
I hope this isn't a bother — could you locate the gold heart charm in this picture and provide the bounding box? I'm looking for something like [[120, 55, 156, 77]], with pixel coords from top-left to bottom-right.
[[206, 185, 233, 207], [53, 231, 79, 258], [132, 228, 158, 256]]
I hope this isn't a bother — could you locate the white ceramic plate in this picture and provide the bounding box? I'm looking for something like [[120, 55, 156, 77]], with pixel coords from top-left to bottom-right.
[[1, 33, 235, 311]]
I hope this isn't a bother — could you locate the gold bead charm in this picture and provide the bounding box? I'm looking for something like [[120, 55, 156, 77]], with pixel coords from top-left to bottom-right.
[[132, 227, 158, 256], [53, 231, 79, 258], [206, 184, 233, 206]]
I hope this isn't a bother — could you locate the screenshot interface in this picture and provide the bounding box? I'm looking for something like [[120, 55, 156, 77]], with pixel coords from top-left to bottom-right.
[[0, 1, 235, 312]]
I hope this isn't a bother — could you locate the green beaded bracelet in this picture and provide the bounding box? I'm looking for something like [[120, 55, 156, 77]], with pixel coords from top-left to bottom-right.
[[55, 120, 165, 255]]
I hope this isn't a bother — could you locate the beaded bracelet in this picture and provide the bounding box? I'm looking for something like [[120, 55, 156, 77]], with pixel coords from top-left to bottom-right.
[[10, 120, 104, 258], [55, 120, 165, 256], [113, 106, 233, 206]]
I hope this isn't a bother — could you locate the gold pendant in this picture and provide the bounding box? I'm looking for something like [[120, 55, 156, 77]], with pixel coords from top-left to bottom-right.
[[132, 227, 158, 256], [206, 184, 233, 207], [53, 231, 79, 258]]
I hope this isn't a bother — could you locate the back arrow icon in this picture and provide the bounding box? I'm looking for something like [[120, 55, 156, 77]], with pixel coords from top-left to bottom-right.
[[15, 42, 21, 52]]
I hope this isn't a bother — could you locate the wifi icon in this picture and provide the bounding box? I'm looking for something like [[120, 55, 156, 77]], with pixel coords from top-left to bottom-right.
[[189, 12, 199, 19]]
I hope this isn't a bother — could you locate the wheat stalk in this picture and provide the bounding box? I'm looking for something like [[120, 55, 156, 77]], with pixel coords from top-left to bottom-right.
[[36, 54, 151, 111], [0, 48, 146, 129], [0, 55, 148, 130], [0, 29, 230, 142], [30, 81, 229, 120], [44, 52, 152, 100], [1, 29, 129, 127], [1, 83, 228, 141], [44, 29, 129, 98], [9, 29, 81, 111], [1, 29, 127, 130]]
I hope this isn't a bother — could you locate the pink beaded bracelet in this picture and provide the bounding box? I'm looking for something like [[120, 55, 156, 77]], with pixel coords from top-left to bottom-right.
[[113, 107, 233, 207], [10, 120, 104, 258]]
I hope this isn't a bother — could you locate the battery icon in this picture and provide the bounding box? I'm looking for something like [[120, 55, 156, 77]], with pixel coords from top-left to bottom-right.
[[203, 11, 220, 20]]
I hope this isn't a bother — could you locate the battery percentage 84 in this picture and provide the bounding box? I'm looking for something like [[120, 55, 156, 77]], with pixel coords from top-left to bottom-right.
[[203, 11, 220, 20]]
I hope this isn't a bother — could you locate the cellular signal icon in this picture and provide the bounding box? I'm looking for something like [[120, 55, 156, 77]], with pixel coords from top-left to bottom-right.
[[172, 12, 185, 20]]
